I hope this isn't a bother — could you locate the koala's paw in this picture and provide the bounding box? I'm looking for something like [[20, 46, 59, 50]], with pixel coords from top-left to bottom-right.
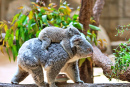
[[49, 83, 57, 87], [11, 81, 19, 85], [50, 85, 57, 87], [76, 80, 84, 84], [39, 82, 48, 87]]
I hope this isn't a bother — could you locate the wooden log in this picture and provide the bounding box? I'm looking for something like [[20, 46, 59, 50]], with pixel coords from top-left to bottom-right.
[[0, 83, 130, 87]]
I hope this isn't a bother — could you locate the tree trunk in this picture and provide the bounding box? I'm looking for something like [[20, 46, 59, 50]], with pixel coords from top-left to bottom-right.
[[36, 0, 49, 6], [79, 0, 93, 35], [79, 59, 93, 83], [79, 0, 94, 83]]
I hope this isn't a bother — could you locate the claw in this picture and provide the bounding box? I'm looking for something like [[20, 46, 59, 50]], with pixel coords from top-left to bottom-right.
[[76, 80, 84, 84]]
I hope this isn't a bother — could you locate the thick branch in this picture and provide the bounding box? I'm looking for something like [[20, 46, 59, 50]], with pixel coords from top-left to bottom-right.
[[79, 0, 94, 35], [93, 46, 130, 82], [93, 0, 105, 26]]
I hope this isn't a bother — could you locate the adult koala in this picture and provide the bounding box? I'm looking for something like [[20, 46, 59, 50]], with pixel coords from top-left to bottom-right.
[[11, 35, 93, 87]]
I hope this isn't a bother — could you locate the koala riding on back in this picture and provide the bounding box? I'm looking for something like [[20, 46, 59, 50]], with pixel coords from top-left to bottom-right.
[[38, 26, 81, 58]]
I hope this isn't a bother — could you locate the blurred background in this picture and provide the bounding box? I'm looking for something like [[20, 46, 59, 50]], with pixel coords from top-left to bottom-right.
[[0, 0, 129, 84]]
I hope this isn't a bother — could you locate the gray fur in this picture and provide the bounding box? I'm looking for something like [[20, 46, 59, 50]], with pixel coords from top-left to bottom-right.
[[11, 35, 93, 87], [38, 26, 81, 58]]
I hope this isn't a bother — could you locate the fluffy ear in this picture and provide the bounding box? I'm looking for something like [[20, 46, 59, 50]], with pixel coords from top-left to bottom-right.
[[68, 28, 73, 35], [70, 35, 82, 48], [72, 37, 82, 44]]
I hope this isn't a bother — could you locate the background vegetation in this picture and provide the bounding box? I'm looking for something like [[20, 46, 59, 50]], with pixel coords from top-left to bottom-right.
[[0, 1, 99, 61]]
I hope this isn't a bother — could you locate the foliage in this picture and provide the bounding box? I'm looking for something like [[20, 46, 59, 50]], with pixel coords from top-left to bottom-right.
[[0, 1, 100, 61], [115, 24, 130, 36], [111, 25, 130, 79]]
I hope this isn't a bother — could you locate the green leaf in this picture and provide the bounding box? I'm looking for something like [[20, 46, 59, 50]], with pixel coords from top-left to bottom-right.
[[28, 19, 33, 30], [73, 22, 83, 30], [23, 16, 29, 25], [111, 66, 114, 69], [12, 45, 18, 61], [42, 15, 48, 24], [6, 48, 11, 61], [89, 24, 101, 31], [36, 31, 41, 37], [16, 29, 19, 40], [28, 10, 33, 20], [69, 22, 83, 30], [5, 29, 10, 41], [16, 40, 20, 52], [21, 28, 25, 41], [4, 25, 8, 32], [73, 14, 78, 20], [56, 17, 61, 24], [11, 13, 20, 25], [79, 58, 86, 67], [24, 29, 29, 41], [38, 12, 42, 17], [41, 8, 45, 14]]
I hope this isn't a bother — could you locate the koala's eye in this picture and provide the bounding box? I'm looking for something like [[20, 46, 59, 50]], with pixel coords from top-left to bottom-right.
[[78, 41, 82, 44], [75, 33, 80, 35]]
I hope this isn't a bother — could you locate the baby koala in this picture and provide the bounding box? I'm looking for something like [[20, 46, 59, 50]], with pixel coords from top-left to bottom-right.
[[38, 26, 81, 58]]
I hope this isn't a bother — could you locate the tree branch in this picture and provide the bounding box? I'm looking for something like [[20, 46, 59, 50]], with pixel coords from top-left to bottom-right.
[[93, 0, 105, 26], [93, 46, 130, 82]]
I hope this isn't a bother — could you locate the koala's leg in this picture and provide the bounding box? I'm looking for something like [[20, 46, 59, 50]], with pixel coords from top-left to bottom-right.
[[46, 64, 63, 87], [11, 65, 29, 84], [61, 39, 73, 58], [30, 65, 45, 86], [64, 61, 84, 83], [41, 35, 51, 51]]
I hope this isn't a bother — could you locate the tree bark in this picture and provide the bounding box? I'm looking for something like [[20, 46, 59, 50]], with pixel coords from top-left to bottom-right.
[[93, 0, 105, 27], [93, 46, 130, 82], [79, 0, 94, 83], [92, 0, 105, 37], [79, 0, 93, 35], [1, 83, 130, 87], [36, 0, 49, 6]]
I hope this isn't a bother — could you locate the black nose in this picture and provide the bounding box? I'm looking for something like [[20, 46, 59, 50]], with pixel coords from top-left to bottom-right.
[[88, 47, 93, 53], [91, 48, 93, 53]]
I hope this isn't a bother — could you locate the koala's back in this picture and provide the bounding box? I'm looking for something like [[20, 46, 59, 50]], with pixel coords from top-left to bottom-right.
[[17, 38, 44, 70], [17, 38, 70, 70], [39, 27, 66, 42]]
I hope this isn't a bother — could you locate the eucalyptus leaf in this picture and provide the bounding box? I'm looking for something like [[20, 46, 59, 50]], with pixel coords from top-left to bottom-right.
[[89, 24, 101, 31]]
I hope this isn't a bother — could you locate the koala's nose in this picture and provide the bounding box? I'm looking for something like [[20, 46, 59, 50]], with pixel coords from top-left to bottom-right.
[[87, 52, 93, 57], [88, 47, 93, 53], [87, 47, 93, 57]]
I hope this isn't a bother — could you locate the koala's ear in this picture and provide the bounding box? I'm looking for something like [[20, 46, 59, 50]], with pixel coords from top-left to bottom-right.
[[68, 28, 73, 34], [73, 37, 82, 44]]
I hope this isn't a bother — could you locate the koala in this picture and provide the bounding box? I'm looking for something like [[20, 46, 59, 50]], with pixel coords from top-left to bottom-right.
[[11, 35, 93, 87], [38, 26, 81, 58]]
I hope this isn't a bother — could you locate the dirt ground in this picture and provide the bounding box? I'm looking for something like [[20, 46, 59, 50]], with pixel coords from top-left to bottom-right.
[[0, 48, 129, 84]]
